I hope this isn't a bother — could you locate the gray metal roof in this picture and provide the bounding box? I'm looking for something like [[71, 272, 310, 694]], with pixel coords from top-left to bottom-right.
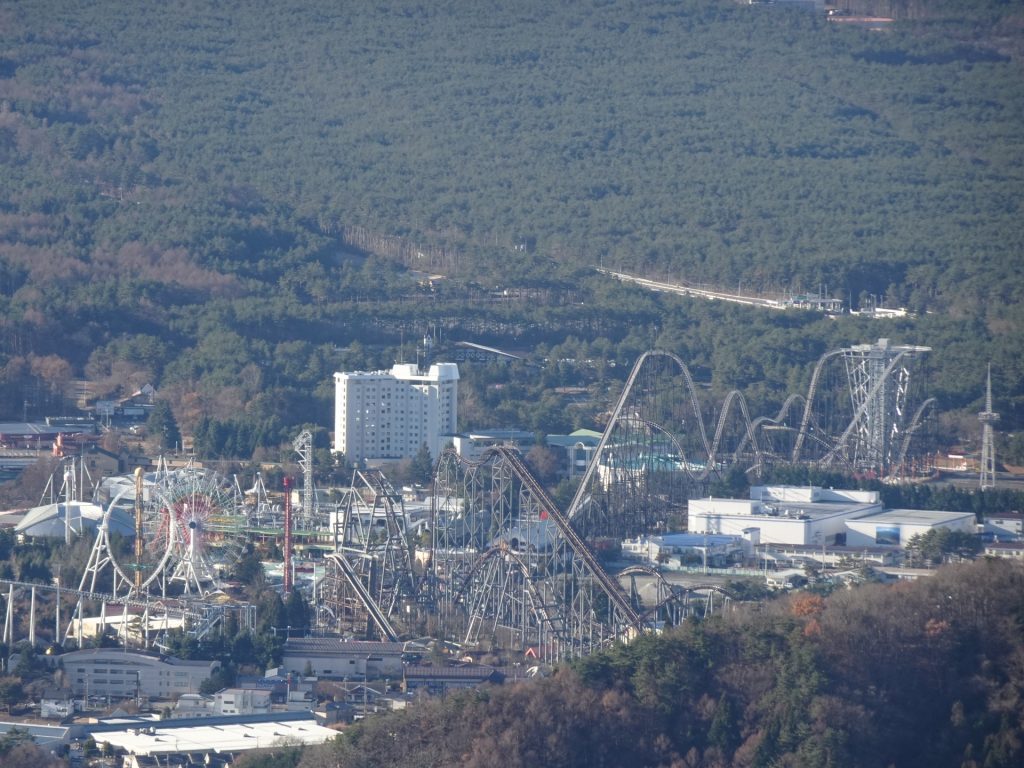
[[283, 638, 405, 655]]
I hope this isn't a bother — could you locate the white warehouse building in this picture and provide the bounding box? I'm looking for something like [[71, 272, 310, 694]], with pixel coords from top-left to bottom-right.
[[688, 486, 883, 546], [333, 362, 459, 463], [845, 509, 977, 547]]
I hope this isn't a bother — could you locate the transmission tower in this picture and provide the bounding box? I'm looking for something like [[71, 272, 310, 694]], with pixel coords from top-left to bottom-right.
[[979, 364, 999, 490]]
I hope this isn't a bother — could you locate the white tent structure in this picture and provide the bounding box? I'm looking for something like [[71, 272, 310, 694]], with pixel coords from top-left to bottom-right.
[[15, 500, 132, 539]]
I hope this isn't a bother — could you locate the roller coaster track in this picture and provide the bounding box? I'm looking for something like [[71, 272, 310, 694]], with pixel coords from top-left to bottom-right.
[[822, 350, 913, 468], [746, 393, 804, 437], [356, 469, 418, 610], [0, 578, 199, 618], [741, 392, 856, 472], [492, 446, 644, 634], [614, 566, 736, 623], [738, 393, 804, 462], [565, 354, 692, 524], [895, 397, 937, 472], [564, 351, 777, 517], [324, 552, 399, 642], [451, 544, 567, 646], [643, 582, 733, 622], [792, 348, 847, 463], [620, 403, 761, 481], [709, 389, 764, 472], [616, 414, 699, 481], [1, 577, 230, 645]]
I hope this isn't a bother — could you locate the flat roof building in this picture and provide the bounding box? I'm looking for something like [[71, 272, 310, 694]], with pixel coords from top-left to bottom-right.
[[60, 649, 217, 701], [402, 664, 504, 698], [281, 637, 405, 680], [85, 714, 339, 759], [690, 486, 979, 551], [845, 509, 976, 547], [171, 688, 273, 718], [689, 486, 882, 546], [984, 512, 1023, 540], [451, 429, 534, 462], [984, 541, 1024, 560], [334, 363, 458, 463], [622, 533, 747, 568]]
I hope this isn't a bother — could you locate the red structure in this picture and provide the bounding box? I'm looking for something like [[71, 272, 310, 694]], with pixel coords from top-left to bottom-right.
[[283, 476, 293, 594]]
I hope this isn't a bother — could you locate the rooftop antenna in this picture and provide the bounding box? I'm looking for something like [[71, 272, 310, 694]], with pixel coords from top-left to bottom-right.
[[979, 364, 999, 490]]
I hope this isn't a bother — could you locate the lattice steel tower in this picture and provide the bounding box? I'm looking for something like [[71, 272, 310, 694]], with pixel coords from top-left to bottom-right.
[[979, 364, 999, 490], [841, 338, 931, 473], [293, 429, 316, 528]]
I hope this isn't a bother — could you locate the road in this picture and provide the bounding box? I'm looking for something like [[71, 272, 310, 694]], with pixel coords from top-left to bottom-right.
[[597, 268, 788, 310]]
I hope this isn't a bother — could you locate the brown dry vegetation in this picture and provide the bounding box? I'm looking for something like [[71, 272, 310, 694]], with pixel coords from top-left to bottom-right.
[[297, 559, 1024, 768]]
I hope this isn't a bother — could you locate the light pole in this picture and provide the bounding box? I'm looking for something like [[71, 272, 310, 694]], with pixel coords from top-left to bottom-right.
[[363, 655, 371, 716]]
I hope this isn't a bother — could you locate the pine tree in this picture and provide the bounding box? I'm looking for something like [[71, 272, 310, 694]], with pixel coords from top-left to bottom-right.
[[410, 442, 435, 485], [146, 400, 181, 451]]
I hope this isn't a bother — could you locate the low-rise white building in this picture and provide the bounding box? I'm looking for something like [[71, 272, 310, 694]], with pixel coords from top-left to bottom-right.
[[61, 649, 217, 701], [845, 509, 977, 548], [984, 512, 1023, 540], [689, 486, 882, 546], [41, 688, 75, 719], [451, 429, 534, 462], [172, 693, 215, 718], [216, 687, 272, 715], [87, 715, 339, 759], [984, 541, 1024, 560], [171, 687, 274, 718], [622, 533, 746, 567], [281, 638, 404, 680]]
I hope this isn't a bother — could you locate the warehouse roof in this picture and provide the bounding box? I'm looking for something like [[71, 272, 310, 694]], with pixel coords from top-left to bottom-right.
[[90, 719, 339, 756], [858, 509, 975, 525], [283, 638, 405, 656]]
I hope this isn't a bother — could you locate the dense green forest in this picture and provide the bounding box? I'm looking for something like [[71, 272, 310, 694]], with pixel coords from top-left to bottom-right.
[[0, 0, 1022, 462], [248, 559, 1024, 768]]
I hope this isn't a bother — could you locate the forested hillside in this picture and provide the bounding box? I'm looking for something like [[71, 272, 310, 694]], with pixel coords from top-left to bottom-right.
[[273, 559, 1024, 768], [1, 0, 1022, 457]]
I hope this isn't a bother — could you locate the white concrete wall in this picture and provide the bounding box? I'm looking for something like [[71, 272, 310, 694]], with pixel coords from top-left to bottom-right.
[[845, 515, 976, 548], [690, 498, 760, 517], [689, 509, 814, 545], [985, 515, 1023, 538]]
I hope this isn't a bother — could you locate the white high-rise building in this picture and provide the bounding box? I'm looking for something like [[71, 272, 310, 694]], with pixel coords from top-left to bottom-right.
[[333, 362, 459, 463]]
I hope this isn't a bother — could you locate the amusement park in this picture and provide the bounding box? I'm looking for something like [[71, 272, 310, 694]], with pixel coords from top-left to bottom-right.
[[0, 337, 969, 673]]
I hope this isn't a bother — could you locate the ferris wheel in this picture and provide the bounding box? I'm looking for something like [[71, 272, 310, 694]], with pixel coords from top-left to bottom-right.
[[99, 466, 250, 597], [105, 477, 177, 593], [159, 467, 250, 595]]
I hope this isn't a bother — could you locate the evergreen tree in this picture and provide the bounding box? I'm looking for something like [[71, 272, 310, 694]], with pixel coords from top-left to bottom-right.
[[285, 590, 311, 634], [146, 400, 182, 451], [410, 442, 434, 486]]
